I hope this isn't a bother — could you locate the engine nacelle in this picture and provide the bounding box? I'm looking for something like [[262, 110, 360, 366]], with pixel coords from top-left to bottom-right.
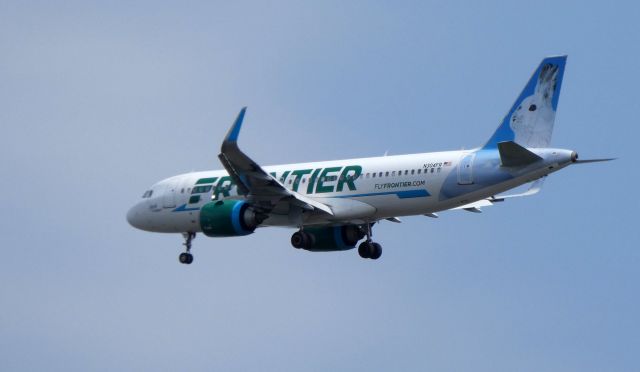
[[199, 200, 258, 237], [300, 225, 364, 252]]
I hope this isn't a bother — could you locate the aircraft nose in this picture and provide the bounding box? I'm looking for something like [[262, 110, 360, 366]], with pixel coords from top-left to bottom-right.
[[127, 204, 144, 230]]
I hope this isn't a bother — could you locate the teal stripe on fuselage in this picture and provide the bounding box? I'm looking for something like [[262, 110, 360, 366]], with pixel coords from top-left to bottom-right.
[[173, 204, 200, 212], [333, 189, 430, 199]]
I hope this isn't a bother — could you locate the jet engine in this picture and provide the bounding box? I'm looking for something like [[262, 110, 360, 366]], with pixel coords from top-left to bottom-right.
[[199, 200, 260, 237], [291, 225, 364, 252]]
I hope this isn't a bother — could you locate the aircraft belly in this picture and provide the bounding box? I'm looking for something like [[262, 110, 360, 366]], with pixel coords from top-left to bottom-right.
[[321, 197, 377, 220], [368, 196, 435, 218], [160, 209, 201, 233]]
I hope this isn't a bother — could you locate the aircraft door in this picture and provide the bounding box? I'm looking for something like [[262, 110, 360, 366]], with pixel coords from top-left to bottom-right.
[[457, 153, 475, 185], [162, 180, 178, 208]]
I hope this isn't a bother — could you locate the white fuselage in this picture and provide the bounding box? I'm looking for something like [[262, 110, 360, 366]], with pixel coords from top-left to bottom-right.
[[127, 148, 574, 233]]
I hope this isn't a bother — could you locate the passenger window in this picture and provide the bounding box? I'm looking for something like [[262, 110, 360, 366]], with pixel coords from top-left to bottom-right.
[[418, 169, 422, 174], [372, 173, 376, 178], [431, 168, 435, 173], [385, 171, 389, 177], [392, 171, 396, 176], [411, 170, 415, 175]]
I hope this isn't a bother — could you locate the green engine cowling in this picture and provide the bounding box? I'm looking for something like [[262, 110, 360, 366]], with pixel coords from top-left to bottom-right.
[[302, 225, 364, 252], [199, 200, 259, 237]]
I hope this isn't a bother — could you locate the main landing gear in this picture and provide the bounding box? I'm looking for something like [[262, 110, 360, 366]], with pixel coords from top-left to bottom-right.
[[358, 241, 382, 260], [291, 224, 383, 260], [358, 223, 382, 260], [179, 232, 196, 264]]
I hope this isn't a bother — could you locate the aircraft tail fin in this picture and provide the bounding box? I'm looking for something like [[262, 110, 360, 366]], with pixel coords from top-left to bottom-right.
[[483, 56, 567, 149]]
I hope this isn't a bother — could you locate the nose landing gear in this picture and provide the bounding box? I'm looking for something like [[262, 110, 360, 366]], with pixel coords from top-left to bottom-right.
[[179, 232, 196, 264]]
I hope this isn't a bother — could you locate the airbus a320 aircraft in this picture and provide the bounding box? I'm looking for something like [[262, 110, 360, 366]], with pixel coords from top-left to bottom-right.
[[127, 56, 611, 264]]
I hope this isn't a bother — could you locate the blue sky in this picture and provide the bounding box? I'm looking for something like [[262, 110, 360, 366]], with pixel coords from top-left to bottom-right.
[[1, 1, 638, 371]]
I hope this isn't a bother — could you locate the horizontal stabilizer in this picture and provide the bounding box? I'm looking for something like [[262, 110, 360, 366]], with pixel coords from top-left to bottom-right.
[[449, 178, 545, 214], [495, 177, 545, 199], [498, 141, 542, 167]]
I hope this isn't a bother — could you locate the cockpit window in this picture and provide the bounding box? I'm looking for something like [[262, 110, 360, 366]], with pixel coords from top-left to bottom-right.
[[142, 190, 153, 198]]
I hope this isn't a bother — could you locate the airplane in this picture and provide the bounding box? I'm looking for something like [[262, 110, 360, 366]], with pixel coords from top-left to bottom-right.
[[127, 56, 612, 264]]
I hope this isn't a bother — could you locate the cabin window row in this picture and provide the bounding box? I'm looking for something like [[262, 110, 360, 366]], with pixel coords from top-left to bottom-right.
[[364, 167, 441, 179], [286, 174, 353, 185], [283, 167, 441, 185]]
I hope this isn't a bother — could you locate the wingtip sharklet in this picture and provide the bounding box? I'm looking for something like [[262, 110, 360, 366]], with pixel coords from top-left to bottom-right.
[[225, 107, 247, 144]]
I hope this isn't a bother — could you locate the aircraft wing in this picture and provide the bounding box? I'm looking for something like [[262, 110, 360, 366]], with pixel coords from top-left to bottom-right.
[[450, 177, 545, 213], [217, 108, 333, 215]]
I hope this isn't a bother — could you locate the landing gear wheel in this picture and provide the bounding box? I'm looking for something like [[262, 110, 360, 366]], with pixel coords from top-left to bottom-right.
[[358, 241, 372, 259], [370, 242, 382, 260], [179, 252, 193, 264], [358, 241, 382, 260], [179, 232, 196, 264]]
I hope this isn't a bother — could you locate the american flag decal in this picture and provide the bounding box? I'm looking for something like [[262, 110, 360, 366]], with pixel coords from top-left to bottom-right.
[[443, 161, 452, 166]]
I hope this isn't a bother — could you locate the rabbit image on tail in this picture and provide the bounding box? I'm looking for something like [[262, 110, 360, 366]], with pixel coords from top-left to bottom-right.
[[509, 63, 559, 148]]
